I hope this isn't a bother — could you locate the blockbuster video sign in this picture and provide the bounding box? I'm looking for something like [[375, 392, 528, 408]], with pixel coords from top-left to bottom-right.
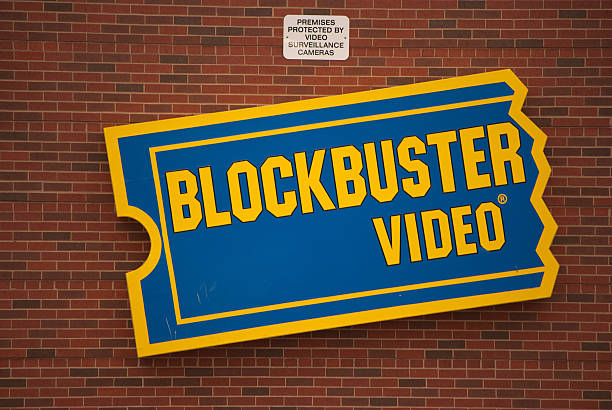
[[105, 70, 558, 356]]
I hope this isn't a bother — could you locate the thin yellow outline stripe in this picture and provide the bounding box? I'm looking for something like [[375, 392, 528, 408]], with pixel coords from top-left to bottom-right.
[[150, 95, 513, 325], [150, 151, 182, 323], [151, 95, 512, 154], [179, 266, 544, 324]]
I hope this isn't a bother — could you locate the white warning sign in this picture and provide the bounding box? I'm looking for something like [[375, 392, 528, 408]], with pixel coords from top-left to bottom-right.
[[283, 15, 349, 61]]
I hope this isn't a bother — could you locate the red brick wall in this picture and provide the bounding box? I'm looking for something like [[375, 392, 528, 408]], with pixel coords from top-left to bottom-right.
[[2, 0, 611, 408]]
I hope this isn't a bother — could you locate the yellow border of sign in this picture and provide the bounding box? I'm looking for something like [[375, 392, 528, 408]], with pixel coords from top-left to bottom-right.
[[104, 69, 558, 357]]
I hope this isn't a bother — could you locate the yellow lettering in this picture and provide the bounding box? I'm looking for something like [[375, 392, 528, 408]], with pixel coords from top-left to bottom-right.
[[487, 122, 526, 186], [165, 169, 202, 233], [364, 140, 398, 203], [331, 145, 367, 209], [459, 126, 492, 190], [294, 150, 336, 214], [260, 156, 297, 218], [227, 160, 262, 223], [475, 202, 505, 251], [397, 136, 431, 198], [198, 167, 231, 228], [421, 209, 452, 260], [372, 215, 401, 266], [404, 213, 423, 262], [450, 205, 477, 256], [426, 130, 457, 193]]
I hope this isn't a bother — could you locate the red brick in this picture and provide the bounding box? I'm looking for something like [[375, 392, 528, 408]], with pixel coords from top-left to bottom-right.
[[0, 1, 610, 408]]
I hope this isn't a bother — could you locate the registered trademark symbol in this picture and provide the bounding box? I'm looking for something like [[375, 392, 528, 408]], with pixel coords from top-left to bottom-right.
[[497, 193, 508, 205]]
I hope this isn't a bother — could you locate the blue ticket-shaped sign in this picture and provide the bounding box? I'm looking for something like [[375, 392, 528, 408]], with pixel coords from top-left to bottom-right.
[[105, 70, 558, 357]]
